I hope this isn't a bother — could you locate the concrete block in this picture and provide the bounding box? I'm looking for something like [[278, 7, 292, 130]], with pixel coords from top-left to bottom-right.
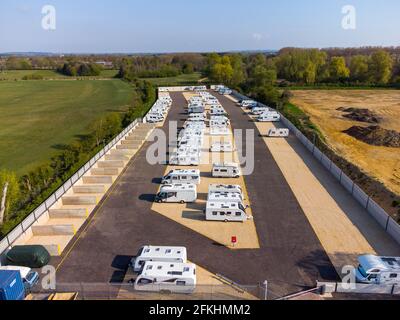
[[97, 161, 125, 168], [49, 208, 88, 219], [73, 185, 106, 194], [110, 149, 135, 156], [82, 176, 113, 184], [32, 224, 75, 236], [105, 154, 130, 161], [91, 168, 120, 176], [62, 196, 98, 206], [116, 144, 139, 150]]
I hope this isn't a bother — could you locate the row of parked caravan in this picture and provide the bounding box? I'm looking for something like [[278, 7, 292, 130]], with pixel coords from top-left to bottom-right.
[[145, 94, 173, 123], [156, 90, 251, 223], [237, 99, 290, 138], [212, 85, 233, 95]]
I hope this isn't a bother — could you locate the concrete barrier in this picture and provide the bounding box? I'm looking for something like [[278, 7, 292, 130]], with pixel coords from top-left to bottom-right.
[[73, 185, 106, 194], [340, 173, 354, 194], [330, 163, 342, 180], [49, 208, 88, 219], [352, 184, 369, 208], [336, 283, 394, 295], [110, 149, 136, 156], [62, 196, 98, 206], [97, 161, 125, 168], [105, 154, 130, 161], [32, 225, 75, 236], [386, 218, 400, 244], [91, 168, 120, 176], [367, 199, 391, 229], [82, 176, 113, 184]]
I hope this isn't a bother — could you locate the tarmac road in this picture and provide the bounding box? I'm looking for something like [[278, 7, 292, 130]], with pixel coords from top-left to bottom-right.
[[52, 91, 338, 299]]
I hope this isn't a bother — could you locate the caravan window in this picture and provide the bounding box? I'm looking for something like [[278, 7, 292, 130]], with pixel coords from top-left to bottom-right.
[[138, 278, 153, 285], [212, 212, 218, 216], [390, 274, 398, 278], [236, 212, 241, 216], [176, 281, 186, 286]]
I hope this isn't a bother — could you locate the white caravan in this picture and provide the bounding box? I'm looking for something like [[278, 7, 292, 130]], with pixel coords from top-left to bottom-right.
[[208, 184, 243, 195], [207, 192, 244, 203], [155, 184, 197, 204], [134, 261, 196, 294], [212, 163, 241, 178], [239, 100, 258, 108], [169, 154, 200, 166], [205, 201, 249, 222], [129, 246, 187, 273], [210, 142, 234, 153], [257, 112, 281, 122], [251, 107, 270, 115], [219, 89, 232, 95], [188, 105, 205, 114], [210, 126, 231, 136], [355, 255, 400, 285], [146, 114, 164, 123], [162, 169, 201, 185], [267, 128, 289, 137]]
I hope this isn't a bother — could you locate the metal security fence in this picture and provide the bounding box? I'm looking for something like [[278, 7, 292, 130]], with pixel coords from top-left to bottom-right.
[[0, 118, 142, 258], [30, 283, 264, 300], [229, 89, 400, 246]]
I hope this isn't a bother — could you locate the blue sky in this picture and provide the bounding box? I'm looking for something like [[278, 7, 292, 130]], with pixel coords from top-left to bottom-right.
[[0, 0, 399, 53]]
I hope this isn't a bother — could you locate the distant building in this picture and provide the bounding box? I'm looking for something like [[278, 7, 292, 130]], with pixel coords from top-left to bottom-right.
[[95, 61, 113, 68]]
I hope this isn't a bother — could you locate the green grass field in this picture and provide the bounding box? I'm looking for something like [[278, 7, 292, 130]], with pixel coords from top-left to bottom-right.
[[0, 69, 119, 80], [0, 80, 133, 176], [141, 72, 204, 86]]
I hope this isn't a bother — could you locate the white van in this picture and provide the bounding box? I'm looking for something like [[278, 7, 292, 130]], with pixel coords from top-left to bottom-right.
[[205, 201, 249, 222], [129, 246, 187, 273], [208, 192, 244, 203], [210, 109, 227, 116], [210, 142, 234, 153], [212, 163, 241, 178], [162, 169, 201, 185], [257, 112, 281, 122], [155, 184, 197, 204], [355, 255, 400, 285], [134, 261, 196, 294], [267, 128, 289, 137], [0, 266, 39, 291]]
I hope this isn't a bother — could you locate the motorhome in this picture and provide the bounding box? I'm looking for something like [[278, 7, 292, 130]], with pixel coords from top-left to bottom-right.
[[129, 246, 187, 273], [212, 163, 241, 178], [188, 105, 205, 114], [0, 266, 39, 291], [207, 192, 244, 203], [210, 127, 231, 136], [355, 255, 400, 285], [208, 184, 243, 195], [146, 114, 164, 123], [205, 201, 249, 222], [169, 154, 200, 166], [219, 89, 232, 95], [239, 100, 258, 108], [267, 128, 289, 137], [251, 107, 270, 115], [134, 261, 196, 294], [257, 112, 281, 122], [210, 142, 234, 153], [155, 184, 197, 204], [162, 169, 201, 185]]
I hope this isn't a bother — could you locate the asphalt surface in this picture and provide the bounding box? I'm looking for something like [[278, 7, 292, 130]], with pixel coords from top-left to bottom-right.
[[52, 91, 338, 299]]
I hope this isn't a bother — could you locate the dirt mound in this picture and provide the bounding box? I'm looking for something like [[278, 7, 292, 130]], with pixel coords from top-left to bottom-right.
[[343, 125, 400, 148], [337, 107, 381, 124]]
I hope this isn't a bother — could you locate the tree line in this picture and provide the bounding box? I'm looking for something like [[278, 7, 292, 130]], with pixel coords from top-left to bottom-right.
[[0, 79, 155, 237]]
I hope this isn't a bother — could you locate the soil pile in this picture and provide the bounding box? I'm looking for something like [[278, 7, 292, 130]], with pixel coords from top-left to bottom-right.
[[337, 107, 381, 124], [343, 125, 400, 148]]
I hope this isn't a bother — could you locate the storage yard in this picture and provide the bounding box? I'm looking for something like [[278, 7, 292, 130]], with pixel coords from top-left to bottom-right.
[[2, 86, 400, 300]]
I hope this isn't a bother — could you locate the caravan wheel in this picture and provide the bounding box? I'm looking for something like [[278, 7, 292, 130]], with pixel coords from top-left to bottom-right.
[[180, 200, 185, 204]]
